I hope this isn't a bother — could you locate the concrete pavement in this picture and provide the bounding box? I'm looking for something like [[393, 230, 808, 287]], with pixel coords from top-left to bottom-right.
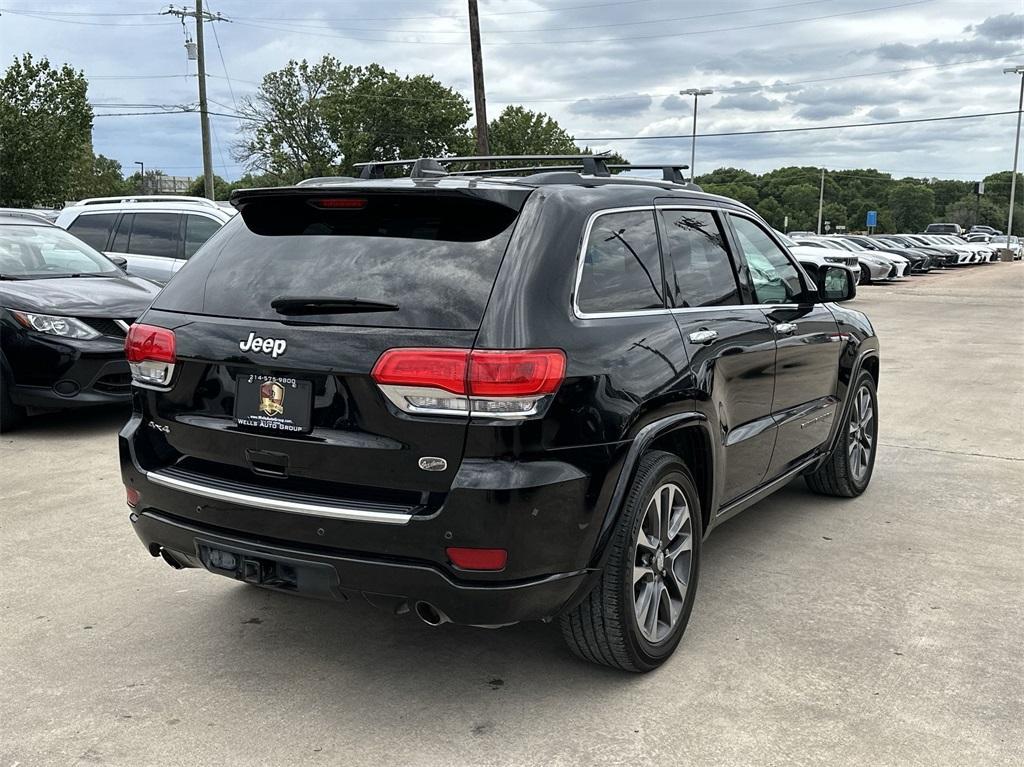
[[2, 262, 1021, 766]]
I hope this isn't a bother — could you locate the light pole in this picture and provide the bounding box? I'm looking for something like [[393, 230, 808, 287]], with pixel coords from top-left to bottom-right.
[[679, 88, 713, 182], [134, 161, 145, 194], [1003, 65, 1024, 261]]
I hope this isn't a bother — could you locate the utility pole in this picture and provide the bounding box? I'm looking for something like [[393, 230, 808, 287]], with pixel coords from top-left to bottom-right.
[[816, 168, 826, 235], [467, 0, 490, 156], [679, 88, 713, 182], [163, 3, 228, 200], [1003, 65, 1024, 260]]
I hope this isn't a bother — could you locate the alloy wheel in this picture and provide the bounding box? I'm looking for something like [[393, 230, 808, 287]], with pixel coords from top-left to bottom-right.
[[633, 482, 693, 644], [847, 384, 875, 482]]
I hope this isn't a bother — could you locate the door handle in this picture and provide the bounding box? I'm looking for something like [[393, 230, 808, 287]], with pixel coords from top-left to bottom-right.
[[688, 329, 718, 345], [774, 322, 798, 336]]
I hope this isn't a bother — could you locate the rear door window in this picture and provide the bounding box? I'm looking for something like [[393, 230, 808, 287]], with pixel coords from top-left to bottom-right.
[[128, 213, 180, 258], [154, 191, 525, 330], [659, 210, 740, 307], [67, 213, 117, 251], [110, 214, 133, 253], [577, 210, 664, 315], [184, 215, 221, 258]]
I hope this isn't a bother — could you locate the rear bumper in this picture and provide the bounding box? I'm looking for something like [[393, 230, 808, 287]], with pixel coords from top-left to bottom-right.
[[129, 508, 590, 626]]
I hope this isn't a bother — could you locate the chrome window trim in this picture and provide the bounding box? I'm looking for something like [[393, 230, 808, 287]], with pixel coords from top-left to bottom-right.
[[571, 203, 804, 320], [145, 470, 414, 525]]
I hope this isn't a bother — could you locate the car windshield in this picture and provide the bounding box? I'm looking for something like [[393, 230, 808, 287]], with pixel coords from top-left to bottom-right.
[[775, 231, 798, 248], [0, 223, 120, 278], [991, 236, 1017, 244]]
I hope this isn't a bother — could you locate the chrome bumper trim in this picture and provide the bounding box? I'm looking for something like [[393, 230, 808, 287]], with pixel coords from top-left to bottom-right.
[[145, 470, 414, 525]]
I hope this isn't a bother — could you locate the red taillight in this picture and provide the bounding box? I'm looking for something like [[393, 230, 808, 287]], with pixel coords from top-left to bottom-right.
[[310, 197, 367, 209], [372, 348, 470, 395], [446, 547, 508, 571], [468, 350, 566, 397], [125, 323, 176, 363]]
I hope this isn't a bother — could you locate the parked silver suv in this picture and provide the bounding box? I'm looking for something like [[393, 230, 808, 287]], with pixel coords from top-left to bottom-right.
[[55, 196, 234, 284]]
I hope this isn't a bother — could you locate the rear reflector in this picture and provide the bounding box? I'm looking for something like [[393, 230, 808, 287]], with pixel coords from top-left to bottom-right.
[[125, 324, 176, 389], [372, 348, 565, 419], [125, 486, 140, 508], [446, 547, 508, 571]]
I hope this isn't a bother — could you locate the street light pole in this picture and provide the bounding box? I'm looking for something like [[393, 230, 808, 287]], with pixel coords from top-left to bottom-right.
[[1003, 66, 1024, 260], [134, 161, 145, 194], [679, 88, 713, 183]]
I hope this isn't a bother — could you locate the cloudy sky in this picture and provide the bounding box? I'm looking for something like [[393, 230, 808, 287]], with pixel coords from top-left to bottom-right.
[[2, 0, 1021, 181]]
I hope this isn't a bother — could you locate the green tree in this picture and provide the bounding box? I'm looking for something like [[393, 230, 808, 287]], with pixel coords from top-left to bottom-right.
[[235, 57, 473, 181], [487, 105, 578, 156], [702, 182, 758, 209], [887, 182, 935, 232], [187, 174, 232, 200], [81, 155, 129, 198], [0, 53, 93, 206], [755, 196, 784, 230]]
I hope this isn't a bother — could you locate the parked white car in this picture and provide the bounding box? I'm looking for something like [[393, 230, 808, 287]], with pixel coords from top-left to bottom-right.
[[988, 235, 1023, 260], [775, 231, 862, 283], [55, 196, 234, 284], [794, 236, 904, 281]]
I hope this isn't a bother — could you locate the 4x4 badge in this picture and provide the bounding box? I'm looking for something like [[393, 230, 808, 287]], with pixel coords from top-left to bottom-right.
[[239, 332, 287, 358]]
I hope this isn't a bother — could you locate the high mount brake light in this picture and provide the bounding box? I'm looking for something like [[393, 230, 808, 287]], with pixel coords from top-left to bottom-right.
[[371, 348, 566, 419], [125, 323, 176, 389], [309, 198, 367, 210]]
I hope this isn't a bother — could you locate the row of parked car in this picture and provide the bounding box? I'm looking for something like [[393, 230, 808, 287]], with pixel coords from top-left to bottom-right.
[[780, 230, 1021, 284]]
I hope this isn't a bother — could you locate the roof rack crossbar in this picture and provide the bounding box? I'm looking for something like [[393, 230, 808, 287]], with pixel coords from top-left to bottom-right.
[[607, 164, 691, 184], [452, 164, 586, 176], [353, 154, 613, 180]]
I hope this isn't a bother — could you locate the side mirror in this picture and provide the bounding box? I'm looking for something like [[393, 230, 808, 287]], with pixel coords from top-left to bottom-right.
[[817, 265, 856, 303], [108, 255, 128, 270]]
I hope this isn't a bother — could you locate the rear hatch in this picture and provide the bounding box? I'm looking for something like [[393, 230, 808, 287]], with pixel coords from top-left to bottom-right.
[[134, 183, 532, 514]]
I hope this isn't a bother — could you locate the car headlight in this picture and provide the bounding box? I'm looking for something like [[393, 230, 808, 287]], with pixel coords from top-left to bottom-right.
[[10, 311, 100, 340]]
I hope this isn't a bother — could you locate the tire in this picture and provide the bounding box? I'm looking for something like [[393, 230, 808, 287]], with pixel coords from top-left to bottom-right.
[[805, 370, 878, 497], [858, 267, 870, 285], [559, 450, 702, 672], [0, 371, 25, 434]]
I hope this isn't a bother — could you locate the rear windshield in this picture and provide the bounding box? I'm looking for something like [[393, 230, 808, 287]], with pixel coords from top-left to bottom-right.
[[153, 192, 523, 329]]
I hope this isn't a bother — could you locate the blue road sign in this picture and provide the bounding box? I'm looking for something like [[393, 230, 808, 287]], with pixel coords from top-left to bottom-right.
[[866, 210, 878, 227]]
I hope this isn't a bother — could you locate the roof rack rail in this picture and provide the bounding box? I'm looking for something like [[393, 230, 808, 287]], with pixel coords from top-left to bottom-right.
[[77, 195, 220, 208], [296, 176, 359, 187], [353, 154, 613, 180]]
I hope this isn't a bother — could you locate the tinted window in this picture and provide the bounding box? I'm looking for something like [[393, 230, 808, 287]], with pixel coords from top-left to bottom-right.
[[110, 214, 133, 253], [128, 213, 180, 258], [729, 216, 805, 304], [578, 211, 663, 314], [67, 213, 117, 250], [660, 210, 739, 307], [155, 193, 522, 330], [184, 215, 221, 258]]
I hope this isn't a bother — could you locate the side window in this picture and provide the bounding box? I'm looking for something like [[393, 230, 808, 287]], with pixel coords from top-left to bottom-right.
[[729, 215, 806, 304], [110, 214, 133, 253], [659, 210, 740, 307], [67, 213, 118, 251], [127, 213, 180, 258], [184, 215, 222, 258], [577, 210, 663, 314]]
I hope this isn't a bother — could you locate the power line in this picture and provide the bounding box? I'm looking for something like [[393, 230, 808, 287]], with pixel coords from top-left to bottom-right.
[[228, 0, 934, 47], [209, 20, 238, 112], [575, 110, 1019, 142], [0, 9, 175, 26]]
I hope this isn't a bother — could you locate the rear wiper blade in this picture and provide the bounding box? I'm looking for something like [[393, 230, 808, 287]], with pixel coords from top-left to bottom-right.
[[270, 296, 400, 316]]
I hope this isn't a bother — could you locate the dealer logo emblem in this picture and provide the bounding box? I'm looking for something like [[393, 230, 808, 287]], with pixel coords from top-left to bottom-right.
[[259, 381, 286, 417]]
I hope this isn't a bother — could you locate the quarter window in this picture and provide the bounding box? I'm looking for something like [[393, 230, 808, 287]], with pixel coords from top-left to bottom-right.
[[577, 210, 664, 314], [659, 210, 740, 307], [127, 213, 180, 259], [729, 215, 805, 304], [67, 213, 117, 251], [184, 215, 221, 258]]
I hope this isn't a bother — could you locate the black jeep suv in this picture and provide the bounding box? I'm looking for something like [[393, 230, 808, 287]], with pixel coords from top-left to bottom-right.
[[120, 156, 879, 672]]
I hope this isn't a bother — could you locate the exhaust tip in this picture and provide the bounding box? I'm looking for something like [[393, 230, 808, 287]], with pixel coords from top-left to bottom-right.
[[159, 547, 185, 570], [414, 601, 449, 627]]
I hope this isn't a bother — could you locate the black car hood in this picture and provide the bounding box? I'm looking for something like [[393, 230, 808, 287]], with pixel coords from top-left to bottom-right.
[[0, 275, 160, 317]]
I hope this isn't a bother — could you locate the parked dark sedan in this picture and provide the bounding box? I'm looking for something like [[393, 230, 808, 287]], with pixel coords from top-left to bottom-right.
[[0, 212, 160, 431]]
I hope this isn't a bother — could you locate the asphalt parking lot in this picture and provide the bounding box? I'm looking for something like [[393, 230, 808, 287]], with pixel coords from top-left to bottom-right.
[[2, 263, 1022, 766]]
